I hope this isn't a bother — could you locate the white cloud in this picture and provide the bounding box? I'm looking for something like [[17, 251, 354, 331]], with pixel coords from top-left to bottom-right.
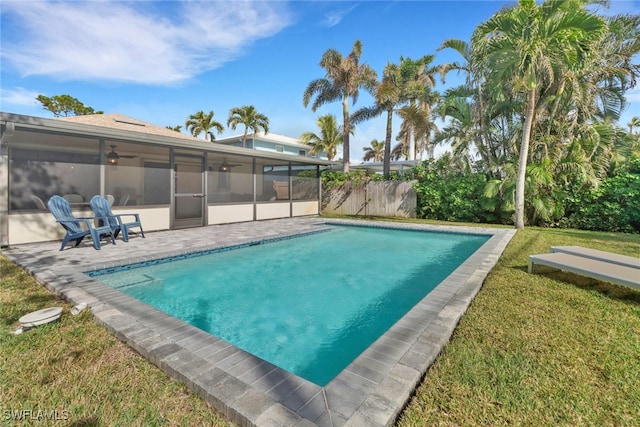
[[323, 4, 358, 28], [0, 87, 40, 107], [1, 1, 292, 85]]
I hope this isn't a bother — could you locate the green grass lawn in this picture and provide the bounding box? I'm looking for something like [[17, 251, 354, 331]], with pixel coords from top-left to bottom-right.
[[2, 221, 639, 426], [398, 225, 640, 426]]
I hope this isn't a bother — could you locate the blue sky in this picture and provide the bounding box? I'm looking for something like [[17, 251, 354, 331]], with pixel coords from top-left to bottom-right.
[[1, 0, 639, 162]]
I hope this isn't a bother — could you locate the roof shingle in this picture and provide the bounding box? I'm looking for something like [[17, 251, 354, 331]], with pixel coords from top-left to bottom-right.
[[58, 113, 202, 142]]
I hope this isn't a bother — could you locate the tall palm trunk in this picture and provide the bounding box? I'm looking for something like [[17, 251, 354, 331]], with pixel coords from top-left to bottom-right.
[[242, 130, 248, 148], [515, 88, 536, 229], [383, 108, 393, 177], [342, 97, 350, 172]]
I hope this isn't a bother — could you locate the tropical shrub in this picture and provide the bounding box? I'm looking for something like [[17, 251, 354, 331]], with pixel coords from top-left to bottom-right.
[[321, 169, 383, 189], [411, 159, 492, 223], [562, 158, 640, 233]]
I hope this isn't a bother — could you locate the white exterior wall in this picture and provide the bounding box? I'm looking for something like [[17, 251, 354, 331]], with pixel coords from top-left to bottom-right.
[[292, 201, 319, 216], [8, 207, 170, 245], [255, 203, 290, 220], [7, 202, 318, 246], [127, 207, 170, 231], [208, 204, 253, 225], [8, 212, 62, 244]]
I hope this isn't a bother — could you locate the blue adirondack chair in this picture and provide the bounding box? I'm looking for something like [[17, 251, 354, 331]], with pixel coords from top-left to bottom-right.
[[89, 195, 145, 242], [47, 195, 116, 251]]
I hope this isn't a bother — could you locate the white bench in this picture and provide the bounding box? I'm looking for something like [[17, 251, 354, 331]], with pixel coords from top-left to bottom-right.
[[551, 246, 640, 269], [528, 252, 640, 291]]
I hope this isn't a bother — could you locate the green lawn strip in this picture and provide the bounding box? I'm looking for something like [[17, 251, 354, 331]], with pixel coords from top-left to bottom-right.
[[397, 227, 640, 426], [0, 256, 230, 426]]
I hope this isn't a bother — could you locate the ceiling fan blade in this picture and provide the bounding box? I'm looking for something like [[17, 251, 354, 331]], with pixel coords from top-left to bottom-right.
[[107, 145, 137, 159]]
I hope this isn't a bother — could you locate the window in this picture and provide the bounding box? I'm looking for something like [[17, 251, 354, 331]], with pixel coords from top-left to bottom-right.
[[104, 142, 170, 206], [275, 145, 284, 153], [217, 166, 230, 190], [299, 150, 306, 156], [9, 131, 100, 211], [257, 159, 289, 202], [291, 164, 319, 200], [207, 155, 253, 203], [143, 161, 171, 205]]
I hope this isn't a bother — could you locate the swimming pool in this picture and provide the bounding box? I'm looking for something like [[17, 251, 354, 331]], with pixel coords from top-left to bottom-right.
[[8, 217, 517, 424], [92, 225, 489, 386]]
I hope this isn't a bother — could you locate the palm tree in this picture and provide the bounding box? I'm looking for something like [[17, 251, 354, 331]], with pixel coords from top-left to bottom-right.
[[395, 104, 421, 160], [433, 95, 476, 173], [363, 139, 385, 162], [473, 0, 606, 229], [166, 125, 183, 132], [544, 13, 640, 181], [437, 40, 497, 171], [185, 110, 224, 142], [390, 141, 405, 161], [299, 114, 344, 161], [397, 101, 439, 161], [352, 56, 437, 176], [226, 105, 269, 148], [303, 40, 377, 172], [628, 117, 640, 135], [574, 14, 640, 125]]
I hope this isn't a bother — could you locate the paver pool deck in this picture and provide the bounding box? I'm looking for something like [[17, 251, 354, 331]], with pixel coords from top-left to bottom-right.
[[3, 217, 516, 426]]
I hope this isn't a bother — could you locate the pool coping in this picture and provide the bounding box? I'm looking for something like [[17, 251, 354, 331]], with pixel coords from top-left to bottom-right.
[[3, 217, 516, 426]]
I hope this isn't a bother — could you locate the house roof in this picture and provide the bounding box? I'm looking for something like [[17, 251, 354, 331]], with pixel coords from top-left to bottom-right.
[[58, 113, 200, 141], [216, 132, 311, 149]]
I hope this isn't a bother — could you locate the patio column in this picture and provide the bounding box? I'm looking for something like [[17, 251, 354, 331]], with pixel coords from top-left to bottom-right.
[[0, 121, 15, 247]]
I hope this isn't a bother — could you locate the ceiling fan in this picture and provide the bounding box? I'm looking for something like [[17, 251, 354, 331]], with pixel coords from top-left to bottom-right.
[[218, 158, 242, 172], [106, 145, 137, 165]]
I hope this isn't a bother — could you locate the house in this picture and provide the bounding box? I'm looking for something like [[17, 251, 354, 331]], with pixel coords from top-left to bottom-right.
[[351, 160, 420, 177], [215, 132, 327, 159], [0, 112, 334, 247]]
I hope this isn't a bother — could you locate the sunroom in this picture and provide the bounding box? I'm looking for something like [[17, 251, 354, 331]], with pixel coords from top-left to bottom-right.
[[0, 112, 333, 247]]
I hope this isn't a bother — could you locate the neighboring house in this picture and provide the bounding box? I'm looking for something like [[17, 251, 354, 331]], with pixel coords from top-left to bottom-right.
[[351, 160, 420, 177], [0, 112, 333, 247], [216, 132, 328, 160]]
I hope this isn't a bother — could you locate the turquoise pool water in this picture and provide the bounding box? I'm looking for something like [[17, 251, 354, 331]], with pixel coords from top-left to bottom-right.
[[92, 225, 489, 385]]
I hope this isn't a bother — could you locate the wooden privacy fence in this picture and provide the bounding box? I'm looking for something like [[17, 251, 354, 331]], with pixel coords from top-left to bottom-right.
[[322, 180, 417, 218]]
